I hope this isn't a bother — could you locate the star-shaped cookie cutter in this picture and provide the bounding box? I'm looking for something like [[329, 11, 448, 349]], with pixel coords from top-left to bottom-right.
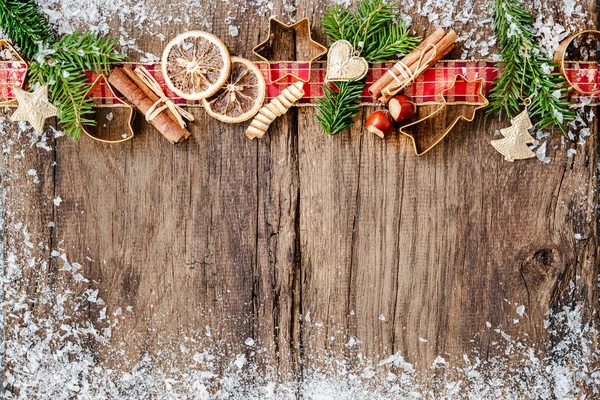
[[399, 75, 489, 156], [0, 39, 28, 107], [253, 18, 328, 83]]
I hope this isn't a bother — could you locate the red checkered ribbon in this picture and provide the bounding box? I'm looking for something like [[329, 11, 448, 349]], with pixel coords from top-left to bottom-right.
[[0, 61, 27, 103], [2, 61, 599, 107]]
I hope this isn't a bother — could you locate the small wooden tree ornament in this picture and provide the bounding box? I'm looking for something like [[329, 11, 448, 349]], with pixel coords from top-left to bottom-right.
[[246, 81, 305, 140], [491, 100, 536, 162]]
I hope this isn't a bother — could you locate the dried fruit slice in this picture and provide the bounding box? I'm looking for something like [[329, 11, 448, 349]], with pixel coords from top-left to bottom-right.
[[162, 31, 231, 100], [202, 57, 266, 123]]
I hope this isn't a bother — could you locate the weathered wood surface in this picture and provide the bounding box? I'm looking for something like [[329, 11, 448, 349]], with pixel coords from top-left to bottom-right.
[[2, 0, 599, 390]]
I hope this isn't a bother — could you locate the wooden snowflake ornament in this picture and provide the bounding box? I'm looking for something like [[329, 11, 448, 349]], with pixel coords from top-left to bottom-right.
[[10, 85, 57, 134], [491, 108, 536, 162]]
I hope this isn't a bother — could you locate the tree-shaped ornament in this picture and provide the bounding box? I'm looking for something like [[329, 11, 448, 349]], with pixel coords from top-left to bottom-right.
[[490, 99, 536, 162]]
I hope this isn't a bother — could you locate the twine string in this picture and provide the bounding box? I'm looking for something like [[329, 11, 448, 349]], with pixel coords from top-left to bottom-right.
[[383, 43, 437, 97], [134, 66, 194, 128]]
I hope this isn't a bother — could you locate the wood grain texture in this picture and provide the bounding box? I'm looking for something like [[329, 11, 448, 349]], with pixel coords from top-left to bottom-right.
[[2, 0, 598, 390]]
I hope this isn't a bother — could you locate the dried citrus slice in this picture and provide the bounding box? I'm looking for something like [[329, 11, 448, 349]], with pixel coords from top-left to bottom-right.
[[161, 31, 231, 100], [202, 57, 266, 123]]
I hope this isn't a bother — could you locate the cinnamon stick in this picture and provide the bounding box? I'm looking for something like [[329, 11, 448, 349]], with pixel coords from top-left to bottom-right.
[[368, 29, 457, 104], [369, 28, 446, 99], [377, 31, 457, 104], [120, 67, 182, 127], [108, 67, 191, 144]]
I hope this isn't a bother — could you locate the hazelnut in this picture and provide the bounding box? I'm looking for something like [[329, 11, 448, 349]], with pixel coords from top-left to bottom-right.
[[389, 94, 416, 123], [366, 110, 395, 138]]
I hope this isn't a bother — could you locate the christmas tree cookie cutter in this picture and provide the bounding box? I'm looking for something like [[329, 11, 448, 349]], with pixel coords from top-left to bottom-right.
[[253, 18, 328, 83], [399, 74, 488, 156], [81, 74, 135, 144], [0, 40, 28, 107]]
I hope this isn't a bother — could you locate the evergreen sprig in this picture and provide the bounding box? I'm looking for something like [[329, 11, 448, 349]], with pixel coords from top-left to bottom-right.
[[489, 0, 574, 135], [316, 0, 418, 135], [0, 0, 125, 139], [0, 0, 52, 60], [315, 81, 363, 135], [28, 31, 125, 139]]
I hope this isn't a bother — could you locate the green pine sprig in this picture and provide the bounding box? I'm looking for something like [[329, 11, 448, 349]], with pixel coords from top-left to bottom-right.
[[0, 0, 52, 60], [0, 1, 125, 139], [315, 81, 363, 135], [316, 0, 419, 135], [489, 0, 574, 135], [28, 31, 125, 139]]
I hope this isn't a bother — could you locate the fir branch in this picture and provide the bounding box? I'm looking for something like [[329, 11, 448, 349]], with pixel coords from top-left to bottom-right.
[[322, 6, 352, 43], [49, 30, 123, 73], [488, 0, 574, 135], [315, 81, 363, 135], [363, 22, 420, 63], [351, 0, 395, 52], [28, 31, 125, 139], [317, 0, 418, 135], [0, 0, 52, 60]]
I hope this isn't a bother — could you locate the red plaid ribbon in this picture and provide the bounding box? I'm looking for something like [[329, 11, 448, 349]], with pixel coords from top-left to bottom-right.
[[0, 61, 27, 102], [2, 61, 599, 106]]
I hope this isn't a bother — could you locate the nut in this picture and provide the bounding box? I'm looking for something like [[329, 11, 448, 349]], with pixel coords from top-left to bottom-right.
[[366, 110, 395, 138]]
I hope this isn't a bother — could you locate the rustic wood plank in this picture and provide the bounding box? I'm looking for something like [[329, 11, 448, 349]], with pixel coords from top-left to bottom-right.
[[42, 0, 304, 381], [2, 0, 598, 393], [1, 117, 57, 392], [299, 0, 599, 376]]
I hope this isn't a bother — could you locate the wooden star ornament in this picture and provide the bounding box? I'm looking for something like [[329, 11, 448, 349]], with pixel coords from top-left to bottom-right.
[[10, 85, 57, 134]]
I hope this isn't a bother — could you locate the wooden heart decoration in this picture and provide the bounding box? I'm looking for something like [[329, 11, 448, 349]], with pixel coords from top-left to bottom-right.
[[326, 40, 369, 82]]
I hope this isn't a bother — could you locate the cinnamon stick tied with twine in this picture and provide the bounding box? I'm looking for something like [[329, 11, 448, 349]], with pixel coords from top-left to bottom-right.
[[368, 28, 457, 104], [108, 66, 192, 143]]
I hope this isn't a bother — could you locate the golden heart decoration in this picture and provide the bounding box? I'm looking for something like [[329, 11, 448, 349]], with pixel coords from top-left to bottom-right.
[[326, 40, 369, 82]]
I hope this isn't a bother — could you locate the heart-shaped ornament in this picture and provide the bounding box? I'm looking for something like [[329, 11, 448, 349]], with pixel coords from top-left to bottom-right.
[[326, 40, 369, 82]]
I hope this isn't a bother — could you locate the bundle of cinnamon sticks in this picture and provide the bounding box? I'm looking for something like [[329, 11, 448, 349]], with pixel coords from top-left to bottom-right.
[[369, 28, 457, 105], [108, 66, 190, 144]]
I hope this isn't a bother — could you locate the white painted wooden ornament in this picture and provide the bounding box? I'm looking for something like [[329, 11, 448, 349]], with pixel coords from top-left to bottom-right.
[[491, 108, 536, 162], [10, 85, 57, 134], [325, 40, 369, 82], [246, 81, 305, 140]]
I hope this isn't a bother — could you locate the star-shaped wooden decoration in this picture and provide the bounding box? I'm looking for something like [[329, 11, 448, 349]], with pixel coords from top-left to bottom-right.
[[399, 75, 489, 156], [253, 18, 327, 83], [10, 85, 57, 134]]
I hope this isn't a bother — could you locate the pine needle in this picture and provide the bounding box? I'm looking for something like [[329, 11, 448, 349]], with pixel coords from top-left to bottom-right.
[[0, 0, 52, 60], [316, 0, 418, 135], [0, 1, 125, 140], [315, 82, 363, 135], [28, 31, 125, 139], [488, 0, 574, 135]]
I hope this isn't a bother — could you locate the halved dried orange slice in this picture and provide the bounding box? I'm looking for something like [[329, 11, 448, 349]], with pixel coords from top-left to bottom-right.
[[202, 57, 266, 123], [161, 31, 231, 100]]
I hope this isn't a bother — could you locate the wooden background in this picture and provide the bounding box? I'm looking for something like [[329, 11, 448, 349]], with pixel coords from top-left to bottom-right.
[[2, 0, 599, 387]]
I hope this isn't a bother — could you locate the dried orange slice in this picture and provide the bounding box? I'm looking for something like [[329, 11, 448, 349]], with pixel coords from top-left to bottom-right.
[[202, 57, 266, 123], [161, 31, 231, 100]]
